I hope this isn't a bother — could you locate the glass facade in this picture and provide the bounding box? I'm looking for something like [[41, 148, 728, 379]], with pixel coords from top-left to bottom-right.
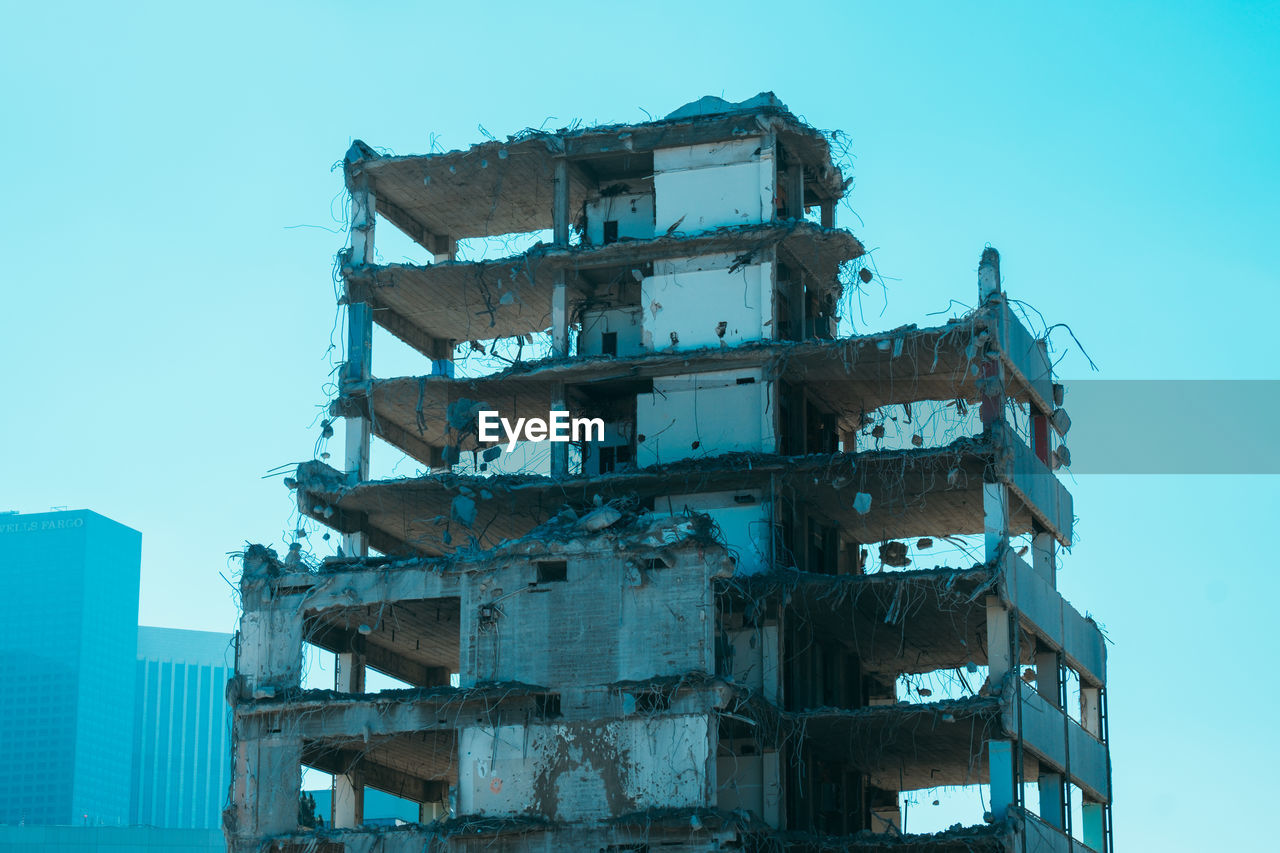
[[0, 510, 141, 826], [130, 627, 233, 829]]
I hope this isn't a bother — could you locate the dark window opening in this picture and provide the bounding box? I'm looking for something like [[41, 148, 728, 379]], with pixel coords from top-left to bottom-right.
[[536, 561, 567, 583], [632, 691, 671, 713], [603, 220, 619, 244], [601, 331, 618, 356], [615, 445, 633, 464], [736, 376, 756, 385], [536, 693, 562, 718], [644, 557, 669, 570]]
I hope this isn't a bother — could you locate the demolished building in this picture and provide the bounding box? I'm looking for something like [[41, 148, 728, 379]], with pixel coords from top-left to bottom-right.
[[226, 94, 1113, 852]]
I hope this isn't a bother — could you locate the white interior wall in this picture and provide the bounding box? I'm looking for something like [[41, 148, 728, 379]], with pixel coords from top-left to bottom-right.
[[636, 369, 776, 465], [584, 191, 654, 245], [641, 255, 774, 351], [654, 137, 774, 234], [580, 306, 644, 357]]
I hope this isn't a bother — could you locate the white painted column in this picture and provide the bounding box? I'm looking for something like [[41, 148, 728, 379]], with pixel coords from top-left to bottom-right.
[[334, 166, 373, 828], [1036, 647, 1066, 829], [1081, 682, 1108, 846], [988, 739, 1017, 822], [550, 156, 571, 478], [985, 473, 1018, 822], [983, 482, 1010, 565]]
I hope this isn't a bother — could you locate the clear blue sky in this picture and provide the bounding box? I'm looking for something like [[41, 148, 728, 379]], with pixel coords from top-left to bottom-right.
[[3, 1, 1277, 848]]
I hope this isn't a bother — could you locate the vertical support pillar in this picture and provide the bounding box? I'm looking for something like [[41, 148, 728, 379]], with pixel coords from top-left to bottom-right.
[[977, 248, 1005, 429], [332, 651, 366, 828], [984, 482, 1009, 564], [986, 596, 1012, 688], [820, 200, 835, 228], [1036, 646, 1066, 829], [430, 337, 455, 378], [335, 161, 373, 828], [343, 168, 375, 556], [1083, 802, 1106, 849], [1080, 685, 1107, 849], [988, 739, 1017, 822], [1032, 528, 1056, 585], [550, 157, 571, 478], [984, 466, 1019, 821], [785, 165, 805, 220], [230, 547, 305, 847]]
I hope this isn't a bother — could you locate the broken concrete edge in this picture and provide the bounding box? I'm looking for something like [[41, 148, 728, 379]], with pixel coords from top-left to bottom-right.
[[760, 816, 1010, 850], [232, 666, 1000, 744], [339, 219, 865, 288], [241, 511, 723, 583], [231, 679, 549, 714], [296, 432, 992, 500], [290, 428, 1070, 548], [344, 102, 845, 197], [256, 809, 1019, 849], [330, 311, 990, 417]]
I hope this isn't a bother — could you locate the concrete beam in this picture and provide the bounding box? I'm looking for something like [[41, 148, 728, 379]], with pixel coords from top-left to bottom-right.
[[994, 422, 1074, 545], [305, 748, 448, 805], [1005, 682, 1110, 804], [307, 622, 449, 688], [999, 551, 1107, 687]]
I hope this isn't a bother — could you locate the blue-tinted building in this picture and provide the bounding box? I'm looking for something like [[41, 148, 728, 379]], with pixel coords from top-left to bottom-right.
[[130, 627, 233, 830], [0, 510, 141, 826]]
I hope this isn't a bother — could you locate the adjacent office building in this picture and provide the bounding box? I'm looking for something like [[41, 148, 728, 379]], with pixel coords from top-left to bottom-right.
[[1, 510, 231, 853], [0, 510, 142, 827], [131, 627, 234, 830]]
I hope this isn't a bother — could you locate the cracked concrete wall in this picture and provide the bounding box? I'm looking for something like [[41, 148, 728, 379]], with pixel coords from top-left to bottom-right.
[[654, 136, 774, 234], [637, 368, 776, 466], [642, 252, 775, 351], [460, 546, 722, 688], [457, 715, 712, 820]]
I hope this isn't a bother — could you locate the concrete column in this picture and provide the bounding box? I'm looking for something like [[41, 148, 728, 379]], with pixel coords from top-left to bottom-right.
[[1035, 648, 1065, 829], [550, 157, 572, 479], [550, 276, 569, 478], [553, 157, 571, 246], [430, 337, 455, 378], [1081, 686, 1101, 738], [983, 482, 1009, 564], [1032, 528, 1056, 585], [977, 247, 1005, 427], [785, 165, 804, 220], [332, 651, 366, 828], [820, 200, 835, 228], [230, 730, 301, 843], [986, 596, 1012, 688], [978, 247, 1001, 304], [343, 171, 374, 556], [1082, 801, 1106, 850], [988, 739, 1016, 822], [231, 548, 304, 846], [1080, 686, 1107, 848]]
